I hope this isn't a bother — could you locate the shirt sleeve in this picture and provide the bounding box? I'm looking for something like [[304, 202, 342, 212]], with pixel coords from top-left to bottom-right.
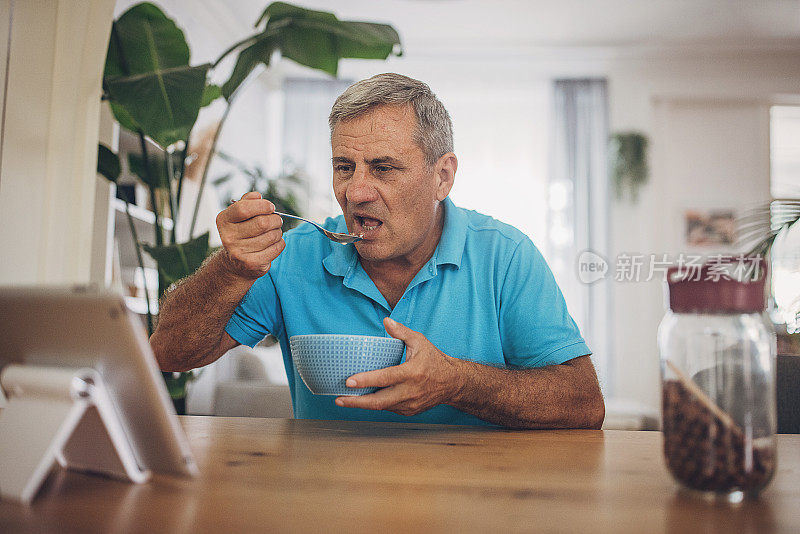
[[224, 272, 284, 348], [498, 237, 591, 368]]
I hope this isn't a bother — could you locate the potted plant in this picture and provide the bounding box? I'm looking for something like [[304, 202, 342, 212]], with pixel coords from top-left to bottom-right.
[[609, 131, 649, 201], [96, 1, 401, 412]]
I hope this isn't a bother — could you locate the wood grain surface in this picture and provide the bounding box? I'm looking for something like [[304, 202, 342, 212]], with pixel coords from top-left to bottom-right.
[[1, 417, 798, 533]]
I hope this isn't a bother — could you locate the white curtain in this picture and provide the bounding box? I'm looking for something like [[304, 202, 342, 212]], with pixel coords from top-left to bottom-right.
[[549, 79, 612, 391]]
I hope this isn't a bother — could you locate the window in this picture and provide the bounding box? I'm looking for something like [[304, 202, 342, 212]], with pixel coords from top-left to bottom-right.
[[771, 106, 800, 199], [769, 105, 800, 333]]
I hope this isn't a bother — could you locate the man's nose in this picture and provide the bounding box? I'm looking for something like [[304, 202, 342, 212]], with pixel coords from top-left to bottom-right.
[[345, 167, 379, 204]]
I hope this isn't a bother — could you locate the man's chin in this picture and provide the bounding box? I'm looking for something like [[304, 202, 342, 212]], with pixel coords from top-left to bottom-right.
[[354, 240, 389, 262]]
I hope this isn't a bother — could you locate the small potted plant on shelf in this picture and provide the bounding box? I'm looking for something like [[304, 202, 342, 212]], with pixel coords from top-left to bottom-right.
[[609, 131, 649, 202], [96, 1, 401, 412]]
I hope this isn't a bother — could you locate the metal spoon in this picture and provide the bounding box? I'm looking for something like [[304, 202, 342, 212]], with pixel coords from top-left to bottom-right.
[[229, 200, 362, 245], [273, 211, 363, 244]]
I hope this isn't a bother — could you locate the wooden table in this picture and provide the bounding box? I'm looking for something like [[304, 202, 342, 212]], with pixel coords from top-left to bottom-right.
[[1, 417, 798, 533]]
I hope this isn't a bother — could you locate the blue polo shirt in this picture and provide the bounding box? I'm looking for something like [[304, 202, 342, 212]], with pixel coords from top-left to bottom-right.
[[225, 197, 590, 426]]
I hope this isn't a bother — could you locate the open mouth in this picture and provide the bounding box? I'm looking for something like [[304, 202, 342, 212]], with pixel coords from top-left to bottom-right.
[[353, 215, 384, 234]]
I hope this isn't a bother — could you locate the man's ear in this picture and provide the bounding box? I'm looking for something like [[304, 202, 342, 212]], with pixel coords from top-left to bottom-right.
[[434, 152, 457, 201]]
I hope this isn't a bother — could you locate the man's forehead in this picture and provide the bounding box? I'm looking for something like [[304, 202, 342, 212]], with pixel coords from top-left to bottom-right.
[[339, 102, 415, 126], [331, 104, 417, 151]]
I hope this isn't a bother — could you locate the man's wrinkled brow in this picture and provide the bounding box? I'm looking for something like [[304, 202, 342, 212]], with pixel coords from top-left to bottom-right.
[[331, 156, 404, 166], [367, 156, 404, 166]]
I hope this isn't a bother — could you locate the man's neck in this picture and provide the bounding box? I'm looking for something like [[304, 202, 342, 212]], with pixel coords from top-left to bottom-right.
[[360, 205, 445, 309]]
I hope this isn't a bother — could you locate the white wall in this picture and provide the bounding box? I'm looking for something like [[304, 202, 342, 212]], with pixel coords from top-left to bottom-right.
[[0, 0, 115, 285], [607, 52, 800, 411]]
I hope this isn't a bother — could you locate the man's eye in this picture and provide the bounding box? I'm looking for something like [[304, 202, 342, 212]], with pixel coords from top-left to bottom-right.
[[375, 165, 392, 173], [335, 164, 353, 173]]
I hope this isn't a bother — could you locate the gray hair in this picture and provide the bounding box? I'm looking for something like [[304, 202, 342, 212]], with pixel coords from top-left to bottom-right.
[[329, 73, 454, 166]]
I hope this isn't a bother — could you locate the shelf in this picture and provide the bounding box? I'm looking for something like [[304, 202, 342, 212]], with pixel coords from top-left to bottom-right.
[[114, 198, 175, 268], [113, 198, 173, 231], [124, 295, 159, 315]]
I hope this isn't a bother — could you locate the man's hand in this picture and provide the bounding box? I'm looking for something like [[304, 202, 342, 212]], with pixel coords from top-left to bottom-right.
[[334, 319, 605, 429], [335, 317, 462, 416], [216, 191, 285, 279]]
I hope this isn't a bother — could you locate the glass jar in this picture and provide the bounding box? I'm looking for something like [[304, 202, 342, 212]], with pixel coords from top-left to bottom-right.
[[658, 261, 777, 501]]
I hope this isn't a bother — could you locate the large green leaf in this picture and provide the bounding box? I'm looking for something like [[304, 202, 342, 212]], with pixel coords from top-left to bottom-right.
[[103, 3, 206, 147], [128, 152, 169, 190], [329, 21, 402, 59], [275, 20, 339, 75], [259, 3, 401, 62], [142, 232, 212, 298], [106, 64, 209, 148], [221, 4, 401, 100], [109, 101, 141, 133], [255, 2, 338, 27], [221, 35, 276, 100], [164, 370, 192, 399], [104, 3, 190, 78], [201, 83, 222, 107], [97, 144, 121, 183]]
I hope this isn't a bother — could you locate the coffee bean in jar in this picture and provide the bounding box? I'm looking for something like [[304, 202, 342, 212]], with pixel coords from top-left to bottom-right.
[[662, 379, 775, 494], [658, 261, 777, 499]]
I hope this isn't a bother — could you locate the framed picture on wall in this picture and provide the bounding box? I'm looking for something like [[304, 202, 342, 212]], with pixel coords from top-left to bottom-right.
[[683, 208, 737, 248]]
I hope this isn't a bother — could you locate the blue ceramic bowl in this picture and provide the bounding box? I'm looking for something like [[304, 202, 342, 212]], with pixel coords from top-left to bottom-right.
[[289, 334, 405, 396]]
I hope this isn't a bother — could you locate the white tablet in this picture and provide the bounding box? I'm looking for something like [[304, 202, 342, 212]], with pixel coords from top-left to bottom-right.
[[0, 285, 198, 500]]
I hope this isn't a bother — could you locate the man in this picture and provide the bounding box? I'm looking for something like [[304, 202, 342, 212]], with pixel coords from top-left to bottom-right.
[[151, 73, 604, 429]]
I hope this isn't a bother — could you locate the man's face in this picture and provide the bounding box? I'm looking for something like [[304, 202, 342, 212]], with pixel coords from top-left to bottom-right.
[[331, 104, 452, 266]]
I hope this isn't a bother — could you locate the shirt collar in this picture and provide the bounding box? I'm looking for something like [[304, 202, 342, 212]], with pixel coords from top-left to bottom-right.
[[434, 196, 467, 269], [322, 217, 359, 277], [322, 196, 467, 278]]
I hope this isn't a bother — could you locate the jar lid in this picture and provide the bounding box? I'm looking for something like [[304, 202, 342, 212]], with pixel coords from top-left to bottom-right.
[[666, 258, 767, 313]]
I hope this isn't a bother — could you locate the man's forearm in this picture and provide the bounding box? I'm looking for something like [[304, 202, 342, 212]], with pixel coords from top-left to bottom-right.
[[338, 320, 605, 429], [446, 356, 605, 430], [150, 251, 253, 371]]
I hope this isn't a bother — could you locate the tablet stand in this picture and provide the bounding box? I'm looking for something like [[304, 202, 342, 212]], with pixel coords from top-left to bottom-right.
[[0, 364, 150, 504]]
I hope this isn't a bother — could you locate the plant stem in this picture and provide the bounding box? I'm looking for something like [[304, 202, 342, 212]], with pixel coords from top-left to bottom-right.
[[138, 132, 163, 248], [212, 34, 259, 69], [110, 23, 157, 321], [122, 197, 153, 335], [189, 100, 233, 237], [175, 133, 190, 219], [212, 20, 290, 69], [166, 147, 178, 244], [190, 23, 286, 237]]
